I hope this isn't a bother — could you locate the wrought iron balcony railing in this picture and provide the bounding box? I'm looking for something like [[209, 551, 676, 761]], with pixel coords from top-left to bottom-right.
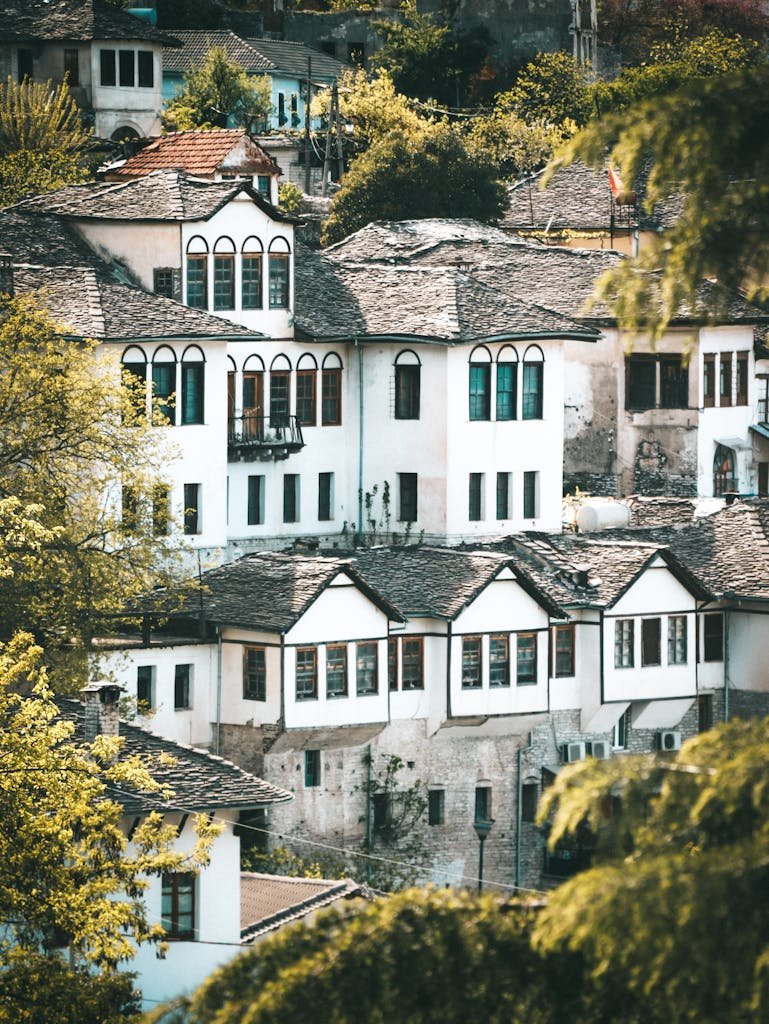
[[227, 413, 304, 462]]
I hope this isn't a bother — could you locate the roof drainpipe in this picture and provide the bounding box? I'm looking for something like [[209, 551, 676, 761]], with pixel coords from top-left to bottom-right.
[[723, 608, 730, 722], [515, 734, 533, 891], [355, 337, 364, 541], [214, 627, 223, 756]]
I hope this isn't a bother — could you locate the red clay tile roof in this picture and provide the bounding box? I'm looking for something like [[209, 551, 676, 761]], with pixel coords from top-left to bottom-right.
[[115, 130, 280, 179]]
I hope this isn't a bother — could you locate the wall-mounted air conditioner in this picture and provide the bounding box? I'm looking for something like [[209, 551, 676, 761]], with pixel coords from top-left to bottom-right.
[[562, 741, 586, 763], [658, 730, 682, 752], [588, 740, 612, 760]]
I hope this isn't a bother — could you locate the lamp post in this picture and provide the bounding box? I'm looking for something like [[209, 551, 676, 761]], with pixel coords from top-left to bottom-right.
[[473, 817, 494, 893]]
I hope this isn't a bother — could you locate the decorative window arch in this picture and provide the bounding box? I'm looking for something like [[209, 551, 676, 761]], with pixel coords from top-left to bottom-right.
[[297, 353, 318, 370], [321, 352, 342, 426], [469, 346, 492, 421], [213, 236, 235, 253], [394, 349, 421, 420], [121, 346, 148, 420], [322, 352, 343, 370], [180, 345, 205, 425], [496, 345, 519, 421], [713, 444, 736, 496], [242, 236, 263, 310], [185, 236, 208, 310], [212, 237, 235, 311], [243, 354, 266, 373], [268, 236, 291, 309], [270, 354, 292, 372], [242, 355, 265, 434], [522, 345, 545, 420], [296, 353, 318, 426], [151, 346, 177, 425]]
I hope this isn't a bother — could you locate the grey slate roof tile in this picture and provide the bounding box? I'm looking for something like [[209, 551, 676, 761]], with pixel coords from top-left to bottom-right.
[[0, 210, 105, 269], [57, 697, 291, 813], [0, 0, 180, 44], [323, 219, 530, 260], [162, 29, 274, 73], [244, 36, 352, 80]]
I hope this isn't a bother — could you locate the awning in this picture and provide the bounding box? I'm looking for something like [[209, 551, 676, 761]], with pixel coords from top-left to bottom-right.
[[581, 701, 629, 734], [631, 697, 694, 730], [750, 423, 769, 441], [268, 724, 385, 753], [716, 436, 752, 450]]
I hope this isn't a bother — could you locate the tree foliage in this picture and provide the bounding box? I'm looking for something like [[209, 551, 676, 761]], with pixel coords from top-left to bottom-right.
[[466, 110, 576, 180], [501, 52, 593, 128], [321, 124, 507, 244], [0, 77, 91, 206], [315, 69, 428, 151], [533, 716, 769, 1023], [164, 47, 272, 131]]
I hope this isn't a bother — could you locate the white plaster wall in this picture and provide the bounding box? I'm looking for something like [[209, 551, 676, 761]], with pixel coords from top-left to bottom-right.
[[727, 607, 769, 691], [90, 42, 164, 138], [75, 221, 181, 291], [220, 628, 283, 726]]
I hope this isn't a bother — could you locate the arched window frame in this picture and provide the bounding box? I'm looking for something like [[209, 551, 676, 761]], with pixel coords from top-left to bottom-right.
[[321, 352, 343, 426], [713, 444, 736, 496], [185, 236, 208, 310], [151, 346, 177, 426], [121, 345, 148, 421], [496, 345, 518, 421], [296, 353, 318, 427], [241, 236, 263, 310], [269, 353, 292, 426], [394, 349, 421, 421], [212, 236, 236, 312], [268, 236, 291, 310], [522, 344, 545, 421], [180, 344, 206, 425], [468, 345, 492, 422]]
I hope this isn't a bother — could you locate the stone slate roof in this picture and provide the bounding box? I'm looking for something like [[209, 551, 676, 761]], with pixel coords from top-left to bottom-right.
[[324, 218, 530, 261], [0, 0, 180, 44], [113, 130, 280, 179], [295, 249, 598, 342], [57, 697, 291, 814], [245, 37, 352, 80], [15, 264, 260, 342], [0, 210, 105, 270], [179, 552, 403, 633], [16, 170, 296, 224], [162, 29, 274, 73], [351, 547, 565, 619], [240, 873, 365, 942]]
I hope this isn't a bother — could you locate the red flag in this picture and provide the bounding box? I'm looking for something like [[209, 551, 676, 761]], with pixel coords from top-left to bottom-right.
[[608, 164, 624, 199]]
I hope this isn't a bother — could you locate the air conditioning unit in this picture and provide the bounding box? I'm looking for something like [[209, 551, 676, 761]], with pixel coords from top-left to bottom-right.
[[658, 730, 682, 752], [562, 741, 586, 763], [588, 740, 612, 760]]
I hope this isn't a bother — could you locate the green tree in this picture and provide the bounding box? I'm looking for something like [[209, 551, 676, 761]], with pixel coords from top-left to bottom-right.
[[164, 47, 272, 131], [0, 77, 92, 206], [314, 69, 429, 151], [501, 52, 593, 128], [466, 109, 576, 180], [321, 124, 507, 244], [533, 716, 769, 1023]]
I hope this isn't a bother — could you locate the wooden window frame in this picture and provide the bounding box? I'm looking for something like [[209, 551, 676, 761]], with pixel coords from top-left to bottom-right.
[[641, 617, 662, 667], [355, 641, 379, 696], [243, 646, 266, 701], [516, 632, 537, 685], [489, 634, 510, 687], [325, 643, 348, 698], [162, 872, 195, 940], [614, 618, 634, 668], [401, 637, 423, 690], [461, 636, 482, 689], [553, 624, 575, 678], [295, 647, 318, 700], [296, 369, 317, 426], [321, 367, 342, 425]]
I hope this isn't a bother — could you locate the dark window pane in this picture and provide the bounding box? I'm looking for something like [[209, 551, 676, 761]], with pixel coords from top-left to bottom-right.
[[398, 473, 417, 522], [496, 362, 517, 420], [469, 363, 490, 420], [174, 664, 191, 709], [270, 372, 289, 426], [304, 749, 321, 786], [703, 355, 715, 407], [395, 364, 420, 419], [720, 353, 732, 407], [523, 471, 538, 519], [326, 644, 347, 697], [269, 253, 289, 308], [522, 362, 543, 419], [626, 356, 656, 410], [697, 693, 713, 733], [489, 634, 509, 687], [318, 471, 333, 521], [137, 49, 153, 88], [186, 254, 207, 309], [703, 613, 724, 662], [614, 619, 634, 668], [283, 474, 298, 523], [181, 363, 204, 424], [462, 637, 482, 688], [521, 783, 538, 822], [153, 267, 175, 298], [667, 616, 687, 665], [660, 356, 687, 409], [242, 253, 262, 309], [475, 786, 491, 821], [122, 362, 146, 422], [64, 48, 79, 86], [428, 789, 444, 825], [356, 642, 378, 695], [296, 369, 316, 426], [402, 638, 423, 690], [496, 472, 510, 520], [736, 353, 748, 406], [247, 475, 264, 525], [243, 647, 266, 701], [554, 625, 575, 677], [296, 647, 317, 699], [100, 49, 116, 87], [516, 633, 537, 684], [641, 618, 661, 666], [162, 873, 195, 939], [213, 254, 234, 310], [137, 665, 154, 708], [321, 368, 341, 425], [152, 362, 175, 424], [119, 49, 134, 87], [183, 483, 200, 535], [468, 472, 483, 521]]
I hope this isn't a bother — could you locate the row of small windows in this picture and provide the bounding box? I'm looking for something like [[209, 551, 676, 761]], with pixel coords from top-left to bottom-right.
[[624, 349, 748, 412], [100, 48, 154, 89], [228, 355, 343, 429], [243, 472, 335, 526], [613, 612, 723, 668], [469, 471, 539, 522], [122, 346, 205, 426], [185, 236, 291, 311], [461, 626, 575, 688], [136, 664, 193, 712], [468, 345, 544, 422]]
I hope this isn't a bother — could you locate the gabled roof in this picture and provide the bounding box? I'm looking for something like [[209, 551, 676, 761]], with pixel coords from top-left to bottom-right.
[[56, 697, 291, 813], [15, 263, 261, 342], [162, 29, 274, 74], [0, 209, 105, 270], [295, 249, 598, 342], [179, 552, 403, 633], [113, 130, 280, 179], [324, 218, 530, 261], [15, 169, 297, 224], [0, 0, 180, 45], [240, 873, 366, 942], [244, 37, 352, 81]]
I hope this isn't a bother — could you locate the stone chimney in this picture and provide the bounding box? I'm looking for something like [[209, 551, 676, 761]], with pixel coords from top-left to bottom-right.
[[0, 253, 14, 298], [81, 682, 123, 742]]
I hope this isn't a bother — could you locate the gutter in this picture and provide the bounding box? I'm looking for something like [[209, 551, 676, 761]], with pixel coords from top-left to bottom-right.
[[215, 627, 223, 756], [354, 336, 364, 539]]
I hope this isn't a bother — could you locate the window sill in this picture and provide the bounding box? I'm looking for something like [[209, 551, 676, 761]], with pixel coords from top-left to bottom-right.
[[326, 691, 348, 699], [243, 695, 266, 702], [295, 695, 318, 701], [355, 690, 379, 697], [516, 680, 537, 686]]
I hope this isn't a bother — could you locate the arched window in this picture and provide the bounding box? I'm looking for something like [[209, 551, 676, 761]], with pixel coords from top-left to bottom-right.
[[394, 350, 421, 420], [713, 444, 736, 496], [522, 345, 545, 420], [496, 346, 518, 421], [269, 354, 292, 426], [186, 236, 208, 310], [227, 355, 237, 429], [468, 346, 492, 421], [213, 237, 235, 311], [241, 355, 265, 440], [322, 352, 343, 426], [180, 345, 205, 425], [241, 236, 263, 310], [268, 237, 291, 310], [296, 353, 318, 427], [151, 346, 177, 425], [121, 346, 147, 421]]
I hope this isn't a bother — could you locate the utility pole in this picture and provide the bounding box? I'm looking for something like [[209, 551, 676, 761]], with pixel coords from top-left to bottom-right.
[[304, 55, 312, 195], [321, 78, 334, 197], [334, 79, 344, 184]]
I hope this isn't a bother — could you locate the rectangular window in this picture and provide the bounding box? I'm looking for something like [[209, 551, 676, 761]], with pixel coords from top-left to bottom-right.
[[152, 483, 170, 537], [523, 471, 538, 519], [213, 254, 235, 310], [461, 636, 482, 689], [372, 792, 391, 829], [697, 693, 713, 733], [256, 175, 271, 196], [181, 363, 204, 425], [119, 49, 135, 87], [186, 254, 207, 309], [296, 647, 317, 700], [122, 361, 146, 422], [736, 352, 749, 406], [719, 352, 732, 407], [153, 267, 176, 299], [469, 364, 490, 420], [522, 362, 543, 419], [121, 484, 140, 535], [321, 368, 342, 425], [521, 783, 538, 822], [356, 642, 378, 695], [398, 473, 417, 523], [626, 355, 656, 410], [152, 362, 175, 425], [612, 709, 629, 749], [659, 355, 688, 409], [703, 613, 724, 662], [401, 637, 423, 690], [428, 789, 445, 826], [326, 644, 347, 697], [474, 785, 491, 822], [395, 364, 420, 419], [641, 617, 661, 666], [614, 619, 634, 668], [318, 472, 333, 521], [64, 48, 79, 86], [496, 472, 511, 520], [270, 371, 289, 426], [100, 48, 116, 87], [183, 483, 200, 535], [304, 749, 321, 787], [468, 472, 484, 522], [136, 665, 155, 709], [283, 474, 299, 524], [296, 369, 316, 426], [489, 634, 510, 687], [161, 873, 195, 940], [242, 253, 262, 309], [137, 49, 154, 88], [703, 354, 715, 408], [388, 637, 398, 691], [760, 462, 769, 497], [247, 474, 265, 526], [667, 615, 687, 665], [496, 362, 517, 420], [174, 664, 192, 710], [268, 254, 289, 308], [553, 624, 575, 677], [243, 371, 263, 427], [516, 633, 537, 685], [243, 646, 266, 701]]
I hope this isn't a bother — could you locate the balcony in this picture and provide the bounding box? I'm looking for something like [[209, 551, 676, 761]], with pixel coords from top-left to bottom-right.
[[228, 414, 304, 462]]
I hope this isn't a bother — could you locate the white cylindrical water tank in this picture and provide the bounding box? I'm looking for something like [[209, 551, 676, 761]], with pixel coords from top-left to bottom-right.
[[577, 502, 631, 533]]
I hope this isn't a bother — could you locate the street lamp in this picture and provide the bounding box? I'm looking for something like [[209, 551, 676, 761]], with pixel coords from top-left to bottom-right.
[[473, 817, 494, 893]]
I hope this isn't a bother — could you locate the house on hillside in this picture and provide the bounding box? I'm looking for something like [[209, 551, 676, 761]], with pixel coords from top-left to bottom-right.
[[62, 682, 290, 1008], [0, 0, 180, 140]]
